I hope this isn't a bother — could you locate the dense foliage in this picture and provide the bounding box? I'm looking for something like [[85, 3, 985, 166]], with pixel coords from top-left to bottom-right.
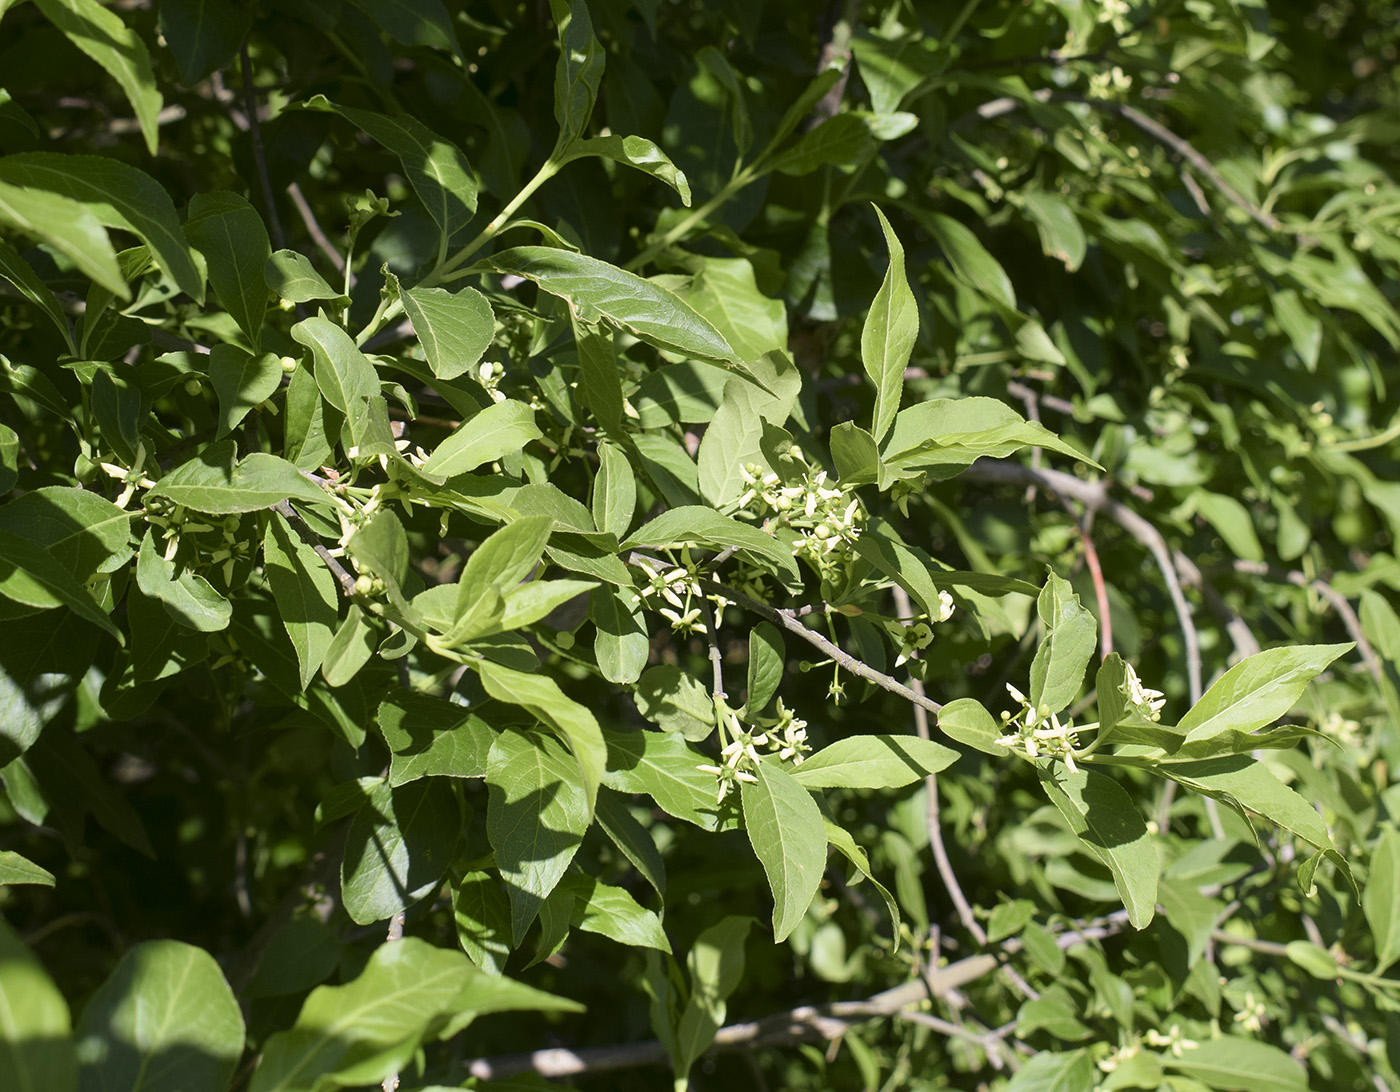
[[3, 1, 1400, 1090]]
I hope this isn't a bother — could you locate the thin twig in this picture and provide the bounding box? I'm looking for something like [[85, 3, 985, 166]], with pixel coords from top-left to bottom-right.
[[629, 554, 944, 717], [962, 461, 1201, 703], [241, 40, 287, 250], [892, 584, 984, 945], [381, 910, 407, 1092], [955, 92, 1282, 234], [698, 573, 944, 716], [287, 181, 347, 274], [272, 499, 358, 597], [463, 953, 999, 1080], [699, 597, 726, 702], [1229, 560, 1382, 684], [1076, 510, 1113, 660]]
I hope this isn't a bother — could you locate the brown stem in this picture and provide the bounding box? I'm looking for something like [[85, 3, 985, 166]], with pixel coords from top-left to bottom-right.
[[241, 40, 287, 250], [892, 584, 984, 945], [272, 499, 358, 598], [286, 181, 347, 274]]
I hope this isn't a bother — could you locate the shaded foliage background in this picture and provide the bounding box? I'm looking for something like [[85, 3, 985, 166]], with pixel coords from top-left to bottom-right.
[[3, 0, 1400, 1090]]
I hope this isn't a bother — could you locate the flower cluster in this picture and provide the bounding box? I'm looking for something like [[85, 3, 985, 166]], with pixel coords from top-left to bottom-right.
[[884, 591, 956, 666], [1121, 662, 1166, 721], [996, 683, 1081, 769], [736, 455, 865, 569], [697, 703, 810, 803], [631, 553, 719, 635]]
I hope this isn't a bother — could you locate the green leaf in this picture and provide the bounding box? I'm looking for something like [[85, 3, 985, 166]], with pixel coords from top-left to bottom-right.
[[745, 622, 783, 714], [491, 247, 751, 374], [157, 0, 249, 86], [291, 315, 396, 458], [919, 210, 1015, 309], [590, 585, 647, 685], [184, 191, 271, 350], [1285, 939, 1338, 979], [32, 0, 162, 154], [882, 397, 1089, 477], [623, 507, 799, 581], [377, 693, 494, 785], [74, 940, 244, 1092], [603, 728, 735, 832], [0, 529, 122, 641], [453, 870, 512, 974], [632, 666, 715, 742], [304, 97, 477, 240], [136, 529, 231, 633], [446, 516, 552, 642], [592, 443, 635, 538], [1028, 570, 1097, 715], [862, 206, 917, 444], [0, 612, 98, 764], [0, 153, 202, 301], [769, 113, 875, 175], [1004, 1049, 1095, 1092], [0, 919, 77, 1092], [1037, 765, 1157, 928], [1020, 191, 1087, 272], [0, 849, 54, 886], [0, 235, 75, 351], [740, 758, 826, 942], [1365, 826, 1400, 972], [1193, 490, 1265, 562], [265, 250, 346, 305], [341, 779, 460, 925], [792, 735, 957, 789], [549, 0, 604, 149], [573, 316, 624, 434], [148, 442, 331, 513], [478, 660, 605, 814], [696, 385, 765, 506], [937, 697, 1007, 756], [0, 179, 125, 299], [0, 486, 133, 583], [264, 514, 338, 690], [250, 939, 482, 1092], [677, 256, 786, 364], [1178, 644, 1351, 744], [830, 421, 881, 486], [1164, 1039, 1308, 1092], [400, 283, 494, 381], [595, 787, 666, 897], [568, 134, 690, 205], [420, 400, 541, 481], [1164, 755, 1333, 852], [501, 578, 596, 631], [824, 820, 901, 939], [559, 874, 670, 951], [209, 345, 281, 438], [320, 604, 375, 688], [282, 364, 336, 471], [673, 916, 751, 1077], [342, 0, 460, 55], [485, 729, 589, 945]]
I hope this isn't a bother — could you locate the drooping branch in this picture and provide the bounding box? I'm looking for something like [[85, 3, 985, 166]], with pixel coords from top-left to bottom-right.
[[892, 584, 984, 945], [462, 953, 1000, 1081], [962, 460, 1202, 703], [272, 499, 358, 598]]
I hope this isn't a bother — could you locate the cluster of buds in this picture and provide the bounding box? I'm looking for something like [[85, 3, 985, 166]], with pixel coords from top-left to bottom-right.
[[477, 360, 507, 403], [736, 453, 865, 569], [697, 703, 810, 803], [996, 683, 1081, 769], [1231, 989, 1268, 1034], [631, 552, 722, 635], [1121, 662, 1166, 721], [1143, 1024, 1199, 1058]]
